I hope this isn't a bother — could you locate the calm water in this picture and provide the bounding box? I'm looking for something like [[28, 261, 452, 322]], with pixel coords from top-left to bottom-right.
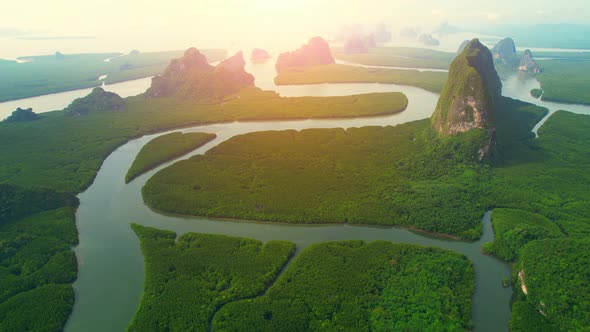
[[0, 77, 153, 120], [501, 74, 590, 134], [2, 58, 583, 331]]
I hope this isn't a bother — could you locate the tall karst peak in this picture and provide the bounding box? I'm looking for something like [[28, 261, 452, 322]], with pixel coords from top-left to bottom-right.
[[432, 38, 502, 136], [146, 48, 253, 100], [275, 36, 335, 72], [492, 37, 518, 65]]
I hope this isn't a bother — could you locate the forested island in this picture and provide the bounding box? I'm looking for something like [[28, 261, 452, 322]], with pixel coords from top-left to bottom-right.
[[126, 132, 216, 183]]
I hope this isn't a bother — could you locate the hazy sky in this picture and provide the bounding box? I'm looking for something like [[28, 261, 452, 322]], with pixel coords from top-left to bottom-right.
[[1, 0, 589, 57]]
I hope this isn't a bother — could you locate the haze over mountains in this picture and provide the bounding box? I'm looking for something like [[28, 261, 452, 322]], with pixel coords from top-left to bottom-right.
[[2, 0, 590, 59]]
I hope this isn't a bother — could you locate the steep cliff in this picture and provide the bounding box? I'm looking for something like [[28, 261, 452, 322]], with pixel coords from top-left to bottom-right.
[[518, 49, 541, 74], [432, 39, 502, 137], [275, 37, 335, 72], [492, 38, 518, 66], [145, 48, 254, 100]]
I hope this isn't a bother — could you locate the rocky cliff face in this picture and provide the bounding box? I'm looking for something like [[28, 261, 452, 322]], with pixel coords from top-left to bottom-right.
[[275, 37, 335, 73], [492, 38, 518, 65], [432, 39, 502, 137], [518, 49, 541, 73], [145, 48, 254, 100]]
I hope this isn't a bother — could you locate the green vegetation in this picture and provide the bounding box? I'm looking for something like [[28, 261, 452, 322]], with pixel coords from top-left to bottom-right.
[[143, 96, 547, 240], [126, 132, 217, 183], [530, 88, 543, 99], [485, 110, 590, 330], [512, 239, 590, 331], [129, 224, 295, 332], [432, 39, 501, 136], [483, 209, 564, 261], [490, 111, 590, 237], [144, 120, 488, 239], [0, 49, 226, 102], [274, 64, 447, 93], [64, 87, 125, 116], [333, 46, 455, 70], [0, 184, 79, 332], [537, 59, 590, 104], [0, 88, 407, 193], [3, 108, 39, 123], [213, 240, 474, 331]]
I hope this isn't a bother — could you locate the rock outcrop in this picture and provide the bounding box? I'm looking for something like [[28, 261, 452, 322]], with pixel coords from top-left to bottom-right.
[[432, 39, 502, 136], [215, 51, 255, 93], [343, 35, 376, 54], [492, 38, 518, 65], [3, 107, 39, 123], [145, 48, 254, 100], [418, 34, 440, 46], [64, 87, 125, 116], [457, 40, 470, 54], [251, 48, 271, 61], [275, 37, 335, 72], [372, 23, 392, 43], [518, 49, 541, 73]]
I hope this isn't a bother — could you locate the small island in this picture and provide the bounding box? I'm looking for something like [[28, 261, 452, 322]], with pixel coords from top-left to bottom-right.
[[125, 132, 216, 183], [530, 88, 543, 99]]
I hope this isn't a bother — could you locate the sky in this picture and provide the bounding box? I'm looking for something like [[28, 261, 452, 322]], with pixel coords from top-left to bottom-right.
[[1, 0, 589, 57]]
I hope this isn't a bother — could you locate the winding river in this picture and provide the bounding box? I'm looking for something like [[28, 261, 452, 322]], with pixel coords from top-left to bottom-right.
[[4, 58, 589, 331]]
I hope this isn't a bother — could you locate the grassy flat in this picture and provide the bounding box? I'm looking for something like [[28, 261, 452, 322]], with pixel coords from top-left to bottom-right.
[[274, 64, 448, 93], [536, 59, 590, 104], [129, 224, 295, 332], [333, 46, 455, 70], [213, 240, 474, 331], [126, 132, 216, 183]]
